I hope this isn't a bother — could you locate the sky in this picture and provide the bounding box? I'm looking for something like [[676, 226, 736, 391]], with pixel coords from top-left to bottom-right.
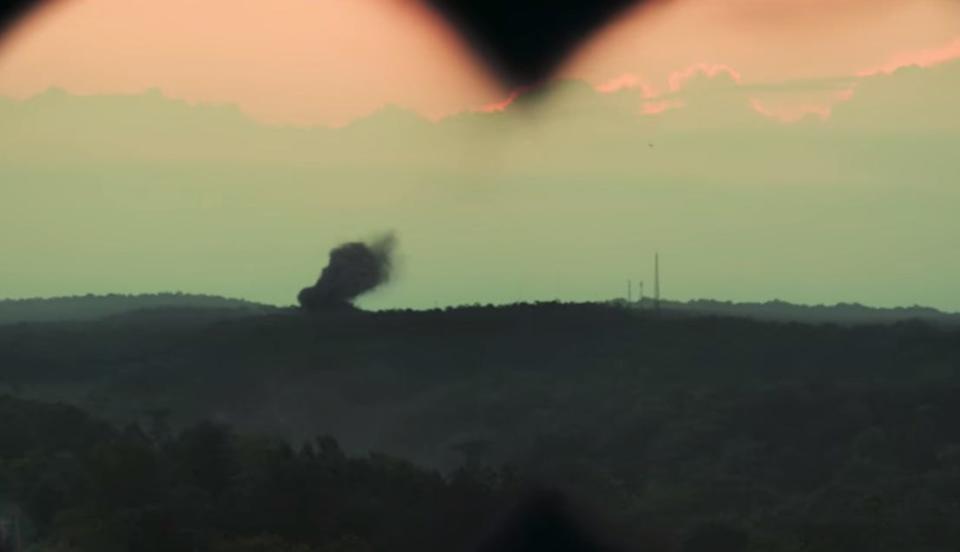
[[0, 0, 499, 125], [3, 0, 960, 125], [0, 0, 959, 310]]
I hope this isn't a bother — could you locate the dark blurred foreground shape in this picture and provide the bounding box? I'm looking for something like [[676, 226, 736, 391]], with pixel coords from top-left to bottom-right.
[[681, 524, 749, 552], [473, 490, 622, 552], [0, 0, 37, 37], [472, 490, 751, 552], [421, 0, 647, 87]]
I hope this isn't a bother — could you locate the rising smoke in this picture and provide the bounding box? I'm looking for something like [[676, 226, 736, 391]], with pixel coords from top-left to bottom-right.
[[298, 233, 397, 311]]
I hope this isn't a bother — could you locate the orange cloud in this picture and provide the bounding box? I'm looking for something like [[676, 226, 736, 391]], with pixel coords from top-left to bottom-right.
[[857, 36, 960, 76]]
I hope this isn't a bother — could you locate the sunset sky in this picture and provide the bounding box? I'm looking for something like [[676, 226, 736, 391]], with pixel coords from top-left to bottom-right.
[[1, 0, 959, 310], [2, 0, 960, 125]]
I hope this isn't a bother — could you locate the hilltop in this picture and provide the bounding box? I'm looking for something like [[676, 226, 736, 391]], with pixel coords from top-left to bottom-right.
[[4, 290, 955, 327], [0, 292, 276, 324], [632, 297, 960, 326]]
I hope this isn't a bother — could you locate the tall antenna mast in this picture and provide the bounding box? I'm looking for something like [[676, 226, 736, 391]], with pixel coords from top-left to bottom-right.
[[627, 279, 632, 303], [654, 252, 661, 313]]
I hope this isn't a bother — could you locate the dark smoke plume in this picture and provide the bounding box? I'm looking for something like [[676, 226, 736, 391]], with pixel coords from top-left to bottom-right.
[[298, 234, 396, 311]]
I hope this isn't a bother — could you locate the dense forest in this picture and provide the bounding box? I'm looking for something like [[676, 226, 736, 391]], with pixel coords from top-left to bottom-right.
[[0, 396, 523, 552], [2, 301, 960, 550]]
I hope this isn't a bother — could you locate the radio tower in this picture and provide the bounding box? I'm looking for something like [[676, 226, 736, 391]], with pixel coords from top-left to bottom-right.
[[627, 279, 632, 302], [654, 252, 661, 313]]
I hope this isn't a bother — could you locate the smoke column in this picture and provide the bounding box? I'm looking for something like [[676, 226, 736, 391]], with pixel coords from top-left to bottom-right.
[[298, 233, 396, 311]]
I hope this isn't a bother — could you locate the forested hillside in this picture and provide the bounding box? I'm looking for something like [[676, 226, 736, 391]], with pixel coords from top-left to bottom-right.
[[3, 303, 960, 550]]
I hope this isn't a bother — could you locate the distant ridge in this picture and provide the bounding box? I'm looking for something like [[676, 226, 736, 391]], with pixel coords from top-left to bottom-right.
[[4, 293, 957, 326], [0, 292, 277, 324], [628, 297, 960, 326]]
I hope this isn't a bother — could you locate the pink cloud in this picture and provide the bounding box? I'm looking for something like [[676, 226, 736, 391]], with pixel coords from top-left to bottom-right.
[[594, 63, 745, 118], [595, 73, 658, 98], [478, 60, 863, 124], [835, 87, 856, 102], [856, 37, 960, 77], [478, 90, 521, 113], [749, 98, 832, 123], [668, 63, 743, 91], [642, 99, 684, 115], [749, 87, 854, 123]]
